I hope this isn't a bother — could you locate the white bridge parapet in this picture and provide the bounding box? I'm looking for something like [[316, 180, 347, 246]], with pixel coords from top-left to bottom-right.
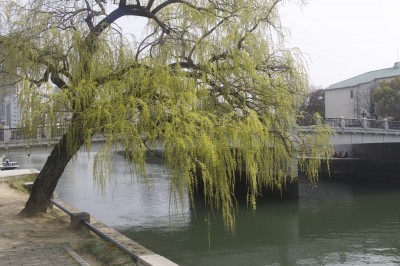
[[1, 118, 400, 147], [301, 117, 400, 145], [0, 125, 104, 150]]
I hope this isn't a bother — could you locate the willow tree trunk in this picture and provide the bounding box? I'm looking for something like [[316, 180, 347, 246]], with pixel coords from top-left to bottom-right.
[[18, 3, 118, 216], [19, 125, 85, 216]]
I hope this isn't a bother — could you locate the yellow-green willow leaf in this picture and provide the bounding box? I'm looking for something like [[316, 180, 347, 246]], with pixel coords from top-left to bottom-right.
[[4, 0, 330, 233]]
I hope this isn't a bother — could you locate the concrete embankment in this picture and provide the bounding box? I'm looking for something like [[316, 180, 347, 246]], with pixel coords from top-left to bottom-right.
[[51, 196, 178, 266], [318, 158, 400, 183]]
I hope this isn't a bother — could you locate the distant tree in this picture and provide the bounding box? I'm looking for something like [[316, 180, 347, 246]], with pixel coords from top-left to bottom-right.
[[297, 85, 325, 125], [356, 83, 378, 119], [0, 0, 332, 232], [373, 77, 400, 120]]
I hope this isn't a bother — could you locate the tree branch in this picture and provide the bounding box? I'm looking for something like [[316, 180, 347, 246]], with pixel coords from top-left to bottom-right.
[[188, 17, 228, 60], [152, 0, 210, 15]]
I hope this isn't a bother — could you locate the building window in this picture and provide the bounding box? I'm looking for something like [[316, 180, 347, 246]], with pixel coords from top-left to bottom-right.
[[350, 90, 353, 99]]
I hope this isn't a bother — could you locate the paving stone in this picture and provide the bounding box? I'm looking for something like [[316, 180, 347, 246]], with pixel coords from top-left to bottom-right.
[[0, 245, 89, 266]]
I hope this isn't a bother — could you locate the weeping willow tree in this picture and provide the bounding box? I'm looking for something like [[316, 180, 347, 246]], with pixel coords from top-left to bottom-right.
[[0, 0, 332, 232]]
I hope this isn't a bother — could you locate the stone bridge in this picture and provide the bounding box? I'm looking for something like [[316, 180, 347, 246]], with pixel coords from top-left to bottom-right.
[[302, 117, 400, 145], [1, 119, 399, 198], [0, 126, 102, 152], [1, 117, 400, 149]]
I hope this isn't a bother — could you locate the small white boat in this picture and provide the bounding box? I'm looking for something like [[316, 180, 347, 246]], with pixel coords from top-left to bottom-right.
[[0, 155, 19, 170]]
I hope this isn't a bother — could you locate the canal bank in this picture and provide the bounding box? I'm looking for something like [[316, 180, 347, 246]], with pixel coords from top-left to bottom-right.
[[0, 177, 102, 265], [0, 170, 178, 266], [5, 148, 400, 265]]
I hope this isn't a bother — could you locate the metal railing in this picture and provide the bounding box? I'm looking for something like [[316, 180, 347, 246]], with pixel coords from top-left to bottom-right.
[[389, 120, 400, 129], [367, 119, 385, 129], [50, 199, 139, 262], [0, 125, 68, 143], [80, 222, 139, 261]]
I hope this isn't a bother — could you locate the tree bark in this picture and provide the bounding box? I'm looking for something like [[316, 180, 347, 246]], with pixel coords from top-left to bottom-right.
[[19, 124, 85, 216]]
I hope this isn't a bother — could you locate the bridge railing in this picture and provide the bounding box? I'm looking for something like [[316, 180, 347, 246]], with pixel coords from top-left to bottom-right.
[[324, 118, 341, 127], [367, 119, 385, 129], [344, 118, 363, 128], [1, 117, 399, 145], [0, 125, 68, 145], [0, 125, 105, 146], [301, 117, 400, 131], [389, 120, 400, 130]]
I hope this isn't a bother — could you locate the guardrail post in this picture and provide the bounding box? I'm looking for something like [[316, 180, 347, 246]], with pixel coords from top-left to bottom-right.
[[362, 118, 368, 128], [3, 126, 10, 143], [70, 212, 90, 231], [384, 119, 389, 130], [340, 117, 345, 129]]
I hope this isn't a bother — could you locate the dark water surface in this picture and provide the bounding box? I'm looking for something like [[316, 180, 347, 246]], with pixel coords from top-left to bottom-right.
[[8, 149, 400, 265]]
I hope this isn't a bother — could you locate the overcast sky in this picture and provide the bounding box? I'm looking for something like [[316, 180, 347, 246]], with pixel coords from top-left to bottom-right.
[[118, 1, 400, 89], [281, 0, 400, 88]]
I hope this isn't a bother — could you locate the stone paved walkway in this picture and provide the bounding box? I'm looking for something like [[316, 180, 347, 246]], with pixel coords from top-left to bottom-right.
[[0, 179, 98, 265], [0, 245, 89, 266]]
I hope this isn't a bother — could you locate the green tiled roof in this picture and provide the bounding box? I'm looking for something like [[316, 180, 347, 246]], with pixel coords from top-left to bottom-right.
[[326, 62, 400, 90]]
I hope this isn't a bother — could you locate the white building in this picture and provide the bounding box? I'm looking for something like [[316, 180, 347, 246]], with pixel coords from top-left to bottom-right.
[[0, 86, 20, 127], [4, 92, 20, 128], [325, 62, 400, 119]]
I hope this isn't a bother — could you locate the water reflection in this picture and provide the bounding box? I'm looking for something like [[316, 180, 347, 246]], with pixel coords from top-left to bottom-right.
[[58, 151, 190, 229], [8, 148, 400, 265]]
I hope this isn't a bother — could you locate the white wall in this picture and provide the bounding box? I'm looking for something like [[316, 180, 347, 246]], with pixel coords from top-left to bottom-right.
[[325, 77, 399, 119], [325, 87, 356, 118]]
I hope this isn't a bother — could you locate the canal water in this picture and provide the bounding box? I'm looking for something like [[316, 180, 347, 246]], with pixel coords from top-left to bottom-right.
[[8, 148, 400, 265]]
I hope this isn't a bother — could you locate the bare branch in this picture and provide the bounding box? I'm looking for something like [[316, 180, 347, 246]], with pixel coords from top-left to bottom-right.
[[147, 0, 156, 9], [152, 0, 210, 15], [188, 17, 228, 60]]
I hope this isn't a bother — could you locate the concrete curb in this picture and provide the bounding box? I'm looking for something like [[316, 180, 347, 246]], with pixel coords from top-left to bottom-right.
[[62, 245, 90, 266], [52, 195, 179, 266]]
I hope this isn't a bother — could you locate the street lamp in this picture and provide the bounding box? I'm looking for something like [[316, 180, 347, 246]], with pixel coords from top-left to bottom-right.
[[361, 109, 367, 118]]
